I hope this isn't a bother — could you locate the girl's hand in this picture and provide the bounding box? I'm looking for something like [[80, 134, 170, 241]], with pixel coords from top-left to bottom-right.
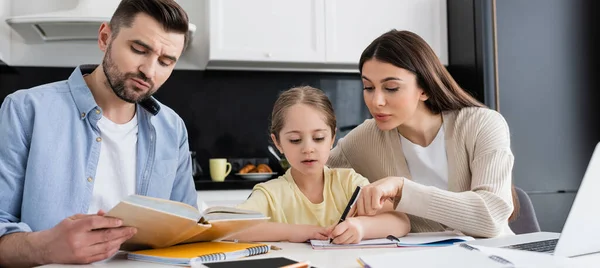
[[287, 225, 329, 243], [327, 218, 365, 244]]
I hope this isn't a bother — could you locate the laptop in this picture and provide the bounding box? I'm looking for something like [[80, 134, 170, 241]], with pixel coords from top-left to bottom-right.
[[467, 142, 600, 257]]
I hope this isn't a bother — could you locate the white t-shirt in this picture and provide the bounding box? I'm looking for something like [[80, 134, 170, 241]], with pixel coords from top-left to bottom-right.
[[87, 113, 138, 214], [400, 126, 449, 190]]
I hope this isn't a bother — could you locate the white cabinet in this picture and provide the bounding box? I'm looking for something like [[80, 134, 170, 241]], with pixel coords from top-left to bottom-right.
[[208, 0, 325, 63], [324, 0, 447, 66], [207, 0, 447, 71], [0, 0, 11, 64]]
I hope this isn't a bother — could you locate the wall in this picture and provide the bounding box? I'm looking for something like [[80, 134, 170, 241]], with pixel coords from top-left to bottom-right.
[[496, 0, 600, 232], [448, 0, 600, 232], [0, 0, 10, 63], [0, 66, 369, 179]]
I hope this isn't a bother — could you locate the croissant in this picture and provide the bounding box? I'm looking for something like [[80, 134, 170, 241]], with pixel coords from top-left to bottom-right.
[[256, 164, 272, 173], [239, 164, 256, 174]]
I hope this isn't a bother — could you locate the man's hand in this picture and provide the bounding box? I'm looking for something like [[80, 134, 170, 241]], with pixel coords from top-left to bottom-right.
[[327, 218, 365, 244], [33, 211, 137, 264], [356, 176, 405, 216], [287, 224, 329, 243]]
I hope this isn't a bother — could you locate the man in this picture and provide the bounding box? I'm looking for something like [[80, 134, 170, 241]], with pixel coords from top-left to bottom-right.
[[0, 0, 197, 265]]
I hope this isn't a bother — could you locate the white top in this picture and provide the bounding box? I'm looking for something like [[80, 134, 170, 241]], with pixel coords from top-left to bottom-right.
[[400, 125, 448, 190], [87, 113, 138, 214]]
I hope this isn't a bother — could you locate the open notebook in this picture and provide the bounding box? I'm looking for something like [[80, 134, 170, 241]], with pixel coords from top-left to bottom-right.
[[127, 241, 271, 266], [311, 231, 474, 249]]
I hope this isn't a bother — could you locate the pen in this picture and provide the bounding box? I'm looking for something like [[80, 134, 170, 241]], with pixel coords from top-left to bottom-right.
[[280, 260, 311, 268], [329, 186, 362, 243]]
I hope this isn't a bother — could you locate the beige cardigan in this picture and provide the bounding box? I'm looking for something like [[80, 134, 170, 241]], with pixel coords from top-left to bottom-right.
[[328, 107, 515, 238]]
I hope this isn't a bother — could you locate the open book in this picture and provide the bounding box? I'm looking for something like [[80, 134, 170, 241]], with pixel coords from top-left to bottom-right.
[[311, 231, 474, 249], [105, 195, 268, 249]]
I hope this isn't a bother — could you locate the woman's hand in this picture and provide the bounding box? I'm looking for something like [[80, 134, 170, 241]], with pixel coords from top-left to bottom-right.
[[357, 176, 405, 216], [327, 218, 365, 244], [287, 225, 329, 243]]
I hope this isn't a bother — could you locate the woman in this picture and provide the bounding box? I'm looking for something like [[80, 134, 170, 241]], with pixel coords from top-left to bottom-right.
[[328, 30, 519, 238]]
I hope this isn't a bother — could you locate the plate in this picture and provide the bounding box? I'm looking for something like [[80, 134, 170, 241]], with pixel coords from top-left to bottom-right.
[[236, 172, 278, 181]]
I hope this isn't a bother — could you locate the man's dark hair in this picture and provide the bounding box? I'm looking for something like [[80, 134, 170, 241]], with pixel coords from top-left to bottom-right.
[[109, 0, 190, 51]]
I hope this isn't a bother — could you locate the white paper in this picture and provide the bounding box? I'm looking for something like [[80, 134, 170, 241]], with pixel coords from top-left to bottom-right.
[[358, 244, 576, 268], [474, 245, 575, 268], [358, 246, 509, 268]]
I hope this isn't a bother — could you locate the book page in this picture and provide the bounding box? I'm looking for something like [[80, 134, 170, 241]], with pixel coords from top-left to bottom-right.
[[203, 213, 268, 222], [200, 206, 267, 223], [124, 195, 201, 220], [311, 238, 398, 249], [203, 206, 264, 215], [182, 218, 268, 244], [106, 195, 203, 249]]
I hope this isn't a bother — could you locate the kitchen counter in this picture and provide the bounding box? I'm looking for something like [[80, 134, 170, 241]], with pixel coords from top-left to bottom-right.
[[194, 179, 260, 190], [193, 173, 280, 190]]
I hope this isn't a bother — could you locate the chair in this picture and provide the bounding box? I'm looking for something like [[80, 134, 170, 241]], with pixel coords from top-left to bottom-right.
[[509, 187, 541, 234]]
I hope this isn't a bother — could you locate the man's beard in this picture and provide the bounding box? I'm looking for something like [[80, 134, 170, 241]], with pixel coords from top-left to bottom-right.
[[102, 43, 157, 103]]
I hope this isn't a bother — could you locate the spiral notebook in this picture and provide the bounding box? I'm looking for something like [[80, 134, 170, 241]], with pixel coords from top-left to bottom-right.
[[127, 241, 271, 266], [311, 231, 474, 249]]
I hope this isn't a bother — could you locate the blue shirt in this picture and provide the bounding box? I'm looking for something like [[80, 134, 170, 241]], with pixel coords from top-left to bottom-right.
[[0, 65, 198, 237]]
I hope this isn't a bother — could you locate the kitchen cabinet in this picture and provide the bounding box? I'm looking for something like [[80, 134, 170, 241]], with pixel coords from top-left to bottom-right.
[[207, 0, 448, 70], [324, 0, 447, 65], [208, 0, 326, 63]]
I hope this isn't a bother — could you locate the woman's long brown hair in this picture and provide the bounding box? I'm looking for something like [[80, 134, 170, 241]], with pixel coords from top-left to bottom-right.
[[359, 29, 520, 222]]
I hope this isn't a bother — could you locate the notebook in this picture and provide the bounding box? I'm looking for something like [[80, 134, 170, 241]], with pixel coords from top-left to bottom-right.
[[127, 241, 271, 266], [357, 244, 573, 268], [311, 231, 474, 249]]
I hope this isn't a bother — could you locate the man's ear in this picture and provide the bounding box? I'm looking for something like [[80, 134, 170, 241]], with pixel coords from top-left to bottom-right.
[[270, 134, 284, 154], [98, 22, 112, 52]]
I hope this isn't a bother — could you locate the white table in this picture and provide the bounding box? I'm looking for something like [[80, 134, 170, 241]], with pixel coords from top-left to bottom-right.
[[41, 240, 600, 268]]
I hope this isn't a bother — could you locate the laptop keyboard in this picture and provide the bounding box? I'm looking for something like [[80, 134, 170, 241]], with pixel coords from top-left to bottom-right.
[[504, 239, 558, 253]]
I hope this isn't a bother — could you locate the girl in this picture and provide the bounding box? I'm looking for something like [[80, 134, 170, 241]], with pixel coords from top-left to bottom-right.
[[328, 30, 519, 238], [233, 86, 410, 244]]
